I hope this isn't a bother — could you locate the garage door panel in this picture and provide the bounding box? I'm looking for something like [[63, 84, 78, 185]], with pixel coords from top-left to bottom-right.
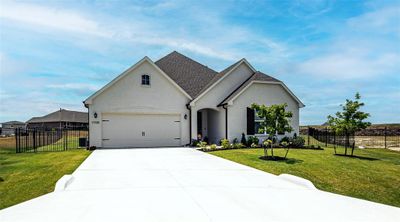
[[102, 114, 180, 148]]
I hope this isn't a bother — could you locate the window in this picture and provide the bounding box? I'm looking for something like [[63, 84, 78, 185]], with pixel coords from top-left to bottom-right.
[[254, 110, 266, 135], [141, 74, 150, 86]]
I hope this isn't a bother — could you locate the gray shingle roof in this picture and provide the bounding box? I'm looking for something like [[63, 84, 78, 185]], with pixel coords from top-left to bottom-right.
[[155, 51, 282, 102], [218, 71, 281, 106], [27, 109, 88, 123], [193, 59, 243, 99], [2, 121, 25, 125], [155, 51, 218, 98]]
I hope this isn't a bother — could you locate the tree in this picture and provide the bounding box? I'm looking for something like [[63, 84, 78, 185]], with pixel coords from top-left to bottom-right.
[[251, 103, 293, 159], [327, 92, 371, 156]]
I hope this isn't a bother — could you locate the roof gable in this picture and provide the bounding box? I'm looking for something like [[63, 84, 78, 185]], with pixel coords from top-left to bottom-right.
[[190, 58, 256, 105], [84, 56, 192, 104], [155, 51, 217, 98], [218, 72, 305, 108]]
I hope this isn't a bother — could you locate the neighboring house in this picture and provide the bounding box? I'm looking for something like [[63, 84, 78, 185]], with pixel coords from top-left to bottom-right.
[[1, 121, 25, 136], [84, 51, 304, 148], [26, 109, 88, 129]]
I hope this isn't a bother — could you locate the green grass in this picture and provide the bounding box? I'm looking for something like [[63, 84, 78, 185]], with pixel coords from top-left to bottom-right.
[[209, 147, 400, 207], [0, 147, 91, 209]]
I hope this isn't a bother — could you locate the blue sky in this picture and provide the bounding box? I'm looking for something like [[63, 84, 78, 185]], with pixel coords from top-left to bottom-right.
[[0, 0, 399, 125]]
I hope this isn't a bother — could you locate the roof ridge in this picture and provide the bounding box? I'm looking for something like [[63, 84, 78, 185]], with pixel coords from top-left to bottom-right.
[[157, 51, 217, 74], [254, 71, 281, 82]]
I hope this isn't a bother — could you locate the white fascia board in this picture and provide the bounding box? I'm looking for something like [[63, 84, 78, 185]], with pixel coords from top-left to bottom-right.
[[228, 80, 305, 108], [84, 57, 192, 105], [190, 59, 256, 106]]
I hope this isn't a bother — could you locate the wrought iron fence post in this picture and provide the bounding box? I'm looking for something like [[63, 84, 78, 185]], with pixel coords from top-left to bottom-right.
[[325, 127, 328, 147], [307, 126, 310, 146], [333, 131, 336, 154], [15, 128, 18, 153], [384, 127, 387, 149], [33, 129, 37, 152]]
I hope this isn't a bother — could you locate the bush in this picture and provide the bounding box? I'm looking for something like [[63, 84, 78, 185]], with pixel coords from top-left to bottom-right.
[[250, 143, 258, 148], [280, 141, 289, 148], [233, 138, 238, 144], [210, 144, 217, 150], [291, 136, 305, 147], [263, 139, 272, 147], [280, 136, 291, 143], [220, 139, 230, 149], [192, 139, 201, 147], [233, 143, 244, 149], [247, 136, 259, 147], [241, 133, 247, 145], [197, 141, 207, 148]]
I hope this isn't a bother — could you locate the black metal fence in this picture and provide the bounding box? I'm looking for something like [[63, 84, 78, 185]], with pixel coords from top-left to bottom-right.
[[300, 127, 400, 150], [15, 127, 88, 153]]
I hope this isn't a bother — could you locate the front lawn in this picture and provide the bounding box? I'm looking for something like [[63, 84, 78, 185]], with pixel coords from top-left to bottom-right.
[[0, 147, 91, 209], [209, 147, 400, 207]]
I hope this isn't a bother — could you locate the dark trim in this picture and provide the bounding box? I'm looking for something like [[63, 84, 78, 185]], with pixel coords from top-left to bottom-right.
[[186, 103, 192, 145], [223, 104, 228, 139], [247, 107, 255, 135]]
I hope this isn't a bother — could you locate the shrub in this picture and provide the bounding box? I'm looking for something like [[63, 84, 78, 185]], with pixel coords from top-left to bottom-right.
[[247, 136, 259, 147], [291, 136, 305, 147], [197, 141, 207, 148], [233, 138, 239, 144], [280, 136, 291, 143], [250, 143, 258, 148], [220, 139, 230, 149], [210, 144, 217, 150], [263, 139, 272, 147], [280, 141, 289, 148], [192, 139, 200, 147], [241, 133, 247, 145], [233, 143, 244, 149]]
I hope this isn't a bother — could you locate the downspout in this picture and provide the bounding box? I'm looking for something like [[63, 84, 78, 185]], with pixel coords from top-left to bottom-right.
[[83, 101, 90, 149], [222, 104, 228, 139], [186, 103, 192, 146]]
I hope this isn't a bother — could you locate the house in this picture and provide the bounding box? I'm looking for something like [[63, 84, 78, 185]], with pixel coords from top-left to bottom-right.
[[1, 121, 25, 136], [26, 109, 88, 129], [84, 51, 304, 148]]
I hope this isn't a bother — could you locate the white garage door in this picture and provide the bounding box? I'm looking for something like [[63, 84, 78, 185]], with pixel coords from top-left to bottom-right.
[[101, 113, 181, 148]]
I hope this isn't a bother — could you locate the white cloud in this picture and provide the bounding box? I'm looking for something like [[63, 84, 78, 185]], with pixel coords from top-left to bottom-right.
[[0, 1, 236, 60], [47, 83, 100, 92], [295, 5, 400, 80], [347, 6, 400, 36], [0, 1, 287, 62], [0, 52, 32, 77], [0, 1, 112, 37], [297, 52, 400, 79]]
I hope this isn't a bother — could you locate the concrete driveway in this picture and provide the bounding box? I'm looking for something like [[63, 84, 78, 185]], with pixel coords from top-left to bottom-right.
[[1, 148, 399, 222]]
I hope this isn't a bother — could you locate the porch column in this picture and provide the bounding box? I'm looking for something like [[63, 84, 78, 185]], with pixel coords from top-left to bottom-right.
[[191, 109, 198, 141]]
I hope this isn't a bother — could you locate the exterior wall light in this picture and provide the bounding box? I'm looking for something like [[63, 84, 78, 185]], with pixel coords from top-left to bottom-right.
[[94, 112, 98, 119], [184, 114, 188, 120]]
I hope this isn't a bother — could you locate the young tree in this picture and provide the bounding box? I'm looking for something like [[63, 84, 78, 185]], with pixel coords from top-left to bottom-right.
[[327, 93, 371, 156], [251, 103, 293, 158]]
